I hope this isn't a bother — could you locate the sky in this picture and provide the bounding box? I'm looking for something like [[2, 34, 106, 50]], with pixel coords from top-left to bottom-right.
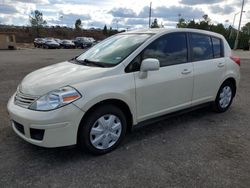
[[0, 0, 249, 30]]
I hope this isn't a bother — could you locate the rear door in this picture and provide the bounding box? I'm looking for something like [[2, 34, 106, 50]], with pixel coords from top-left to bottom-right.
[[190, 33, 226, 105]]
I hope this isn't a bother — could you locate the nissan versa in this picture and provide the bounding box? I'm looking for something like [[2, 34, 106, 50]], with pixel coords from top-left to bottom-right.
[[7, 29, 240, 154]]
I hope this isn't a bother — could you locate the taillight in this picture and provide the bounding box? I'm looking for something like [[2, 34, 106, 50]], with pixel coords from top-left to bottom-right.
[[230, 56, 240, 66]]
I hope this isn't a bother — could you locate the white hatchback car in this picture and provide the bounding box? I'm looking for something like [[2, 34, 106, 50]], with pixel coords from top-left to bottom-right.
[[8, 29, 240, 154]]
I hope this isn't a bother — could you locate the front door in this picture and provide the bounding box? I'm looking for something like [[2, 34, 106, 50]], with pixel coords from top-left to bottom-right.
[[134, 32, 194, 122]]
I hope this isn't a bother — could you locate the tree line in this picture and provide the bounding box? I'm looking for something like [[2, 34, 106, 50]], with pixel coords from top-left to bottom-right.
[[29, 10, 250, 49], [29, 10, 118, 39], [176, 14, 250, 49]]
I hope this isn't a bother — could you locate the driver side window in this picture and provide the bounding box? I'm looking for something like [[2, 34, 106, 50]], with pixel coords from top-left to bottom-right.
[[125, 32, 188, 72], [143, 32, 188, 67]]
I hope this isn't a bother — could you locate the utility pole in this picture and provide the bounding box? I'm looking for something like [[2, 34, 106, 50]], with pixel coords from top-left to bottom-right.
[[229, 12, 240, 39], [149, 2, 152, 28], [229, 11, 245, 39], [234, 0, 245, 49], [116, 19, 118, 31]]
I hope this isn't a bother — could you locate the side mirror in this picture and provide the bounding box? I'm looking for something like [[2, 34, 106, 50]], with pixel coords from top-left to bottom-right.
[[139, 58, 160, 79]]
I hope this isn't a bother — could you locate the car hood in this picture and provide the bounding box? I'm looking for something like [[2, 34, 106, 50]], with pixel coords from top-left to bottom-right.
[[19, 61, 109, 96]]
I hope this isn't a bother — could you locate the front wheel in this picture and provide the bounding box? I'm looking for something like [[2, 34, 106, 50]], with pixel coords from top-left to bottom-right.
[[213, 81, 234, 113], [78, 105, 127, 155]]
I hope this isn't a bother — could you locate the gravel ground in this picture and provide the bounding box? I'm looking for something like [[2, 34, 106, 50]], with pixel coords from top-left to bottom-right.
[[0, 49, 250, 188]]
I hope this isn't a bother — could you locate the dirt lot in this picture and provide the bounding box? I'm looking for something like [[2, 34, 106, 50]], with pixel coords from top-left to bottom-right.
[[0, 49, 250, 188]]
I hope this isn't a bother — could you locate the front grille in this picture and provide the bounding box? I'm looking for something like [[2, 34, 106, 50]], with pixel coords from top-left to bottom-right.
[[13, 121, 24, 135], [14, 91, 38, 108]]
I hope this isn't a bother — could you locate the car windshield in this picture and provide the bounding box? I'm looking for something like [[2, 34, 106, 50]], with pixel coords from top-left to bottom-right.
[[77, 33, 152, 66]]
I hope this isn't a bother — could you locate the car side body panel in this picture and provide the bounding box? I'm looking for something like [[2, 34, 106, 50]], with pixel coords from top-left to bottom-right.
[[134, 62, 194, 122], [72, 71, 138, 124], [192, 58, 226, 106]]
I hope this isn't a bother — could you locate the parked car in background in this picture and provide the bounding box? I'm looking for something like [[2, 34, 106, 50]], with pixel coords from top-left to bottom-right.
[[43, 40, 60, 49], [60, 40, 75, 49], [7, 28, 240, 155], [54, 38, 62, 45], [74, 37, 93, 48], [87, 37, 98, 45], [87, 37, 95, 43], [34, 38, 45, 48]]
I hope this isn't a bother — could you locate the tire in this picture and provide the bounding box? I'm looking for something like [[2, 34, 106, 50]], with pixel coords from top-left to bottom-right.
[[78, 105, 127, 155], [213, 81, 235, 113]]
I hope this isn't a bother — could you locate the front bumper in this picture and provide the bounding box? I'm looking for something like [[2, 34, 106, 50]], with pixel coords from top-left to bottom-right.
[[7, 94, 85, 148]]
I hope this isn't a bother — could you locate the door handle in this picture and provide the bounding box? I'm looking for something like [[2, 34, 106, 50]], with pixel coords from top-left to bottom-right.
[[181, 69, 191, 75], [217, 62, 225, 68]]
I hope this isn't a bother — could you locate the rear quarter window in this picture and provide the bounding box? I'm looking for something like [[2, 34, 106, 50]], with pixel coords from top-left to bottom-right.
[[212, 37, 224, 58]]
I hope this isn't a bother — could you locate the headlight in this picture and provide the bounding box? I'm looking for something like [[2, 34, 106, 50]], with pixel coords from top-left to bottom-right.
[[29, 86, 81, 111]]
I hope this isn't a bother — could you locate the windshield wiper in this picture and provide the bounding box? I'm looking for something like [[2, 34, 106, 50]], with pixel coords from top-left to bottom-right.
[[83, 59, 106, 67], [69, 56, 83, 64], [70, 58, 114, 68], [69, 58, 90, 66]]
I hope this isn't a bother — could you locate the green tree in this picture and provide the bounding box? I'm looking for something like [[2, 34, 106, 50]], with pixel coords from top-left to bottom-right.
[[242, 22, 250, 35], [211, 23, 226, 36], [177, 18, 187, 28], [197, 14, 211, 30], [29, 10, 47, 37], [202, 14, 211, 23], [150, 18, 160, 28], [75, 19, 82, 30], [103, 24, 108, 35], [186, 19, 197, 28]]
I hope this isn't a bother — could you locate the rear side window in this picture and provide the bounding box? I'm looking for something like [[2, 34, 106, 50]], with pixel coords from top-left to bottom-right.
[[142, 33, 188, 67], [190, 33, 213, 61], [212, 37, 223, 58]]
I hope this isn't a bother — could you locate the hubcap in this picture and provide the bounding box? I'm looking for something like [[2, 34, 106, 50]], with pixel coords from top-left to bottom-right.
[[219, 86, 232, 109], [90, 114, 122, 150]]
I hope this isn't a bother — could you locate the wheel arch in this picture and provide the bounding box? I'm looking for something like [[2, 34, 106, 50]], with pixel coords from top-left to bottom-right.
[[77, 98, 134, 143], [221, 77, 237, 97]]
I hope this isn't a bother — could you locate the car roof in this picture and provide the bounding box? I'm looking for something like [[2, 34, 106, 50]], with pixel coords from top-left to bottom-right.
[[125, 28, 224, 38]]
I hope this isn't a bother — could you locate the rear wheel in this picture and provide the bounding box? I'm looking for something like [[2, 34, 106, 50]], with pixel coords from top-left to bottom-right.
[[78, 105, 127, 155], [213, 81, 234, 113]]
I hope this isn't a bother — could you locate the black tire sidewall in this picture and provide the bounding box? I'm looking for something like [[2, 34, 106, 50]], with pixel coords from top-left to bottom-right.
[[78, 105, 127, 155]]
